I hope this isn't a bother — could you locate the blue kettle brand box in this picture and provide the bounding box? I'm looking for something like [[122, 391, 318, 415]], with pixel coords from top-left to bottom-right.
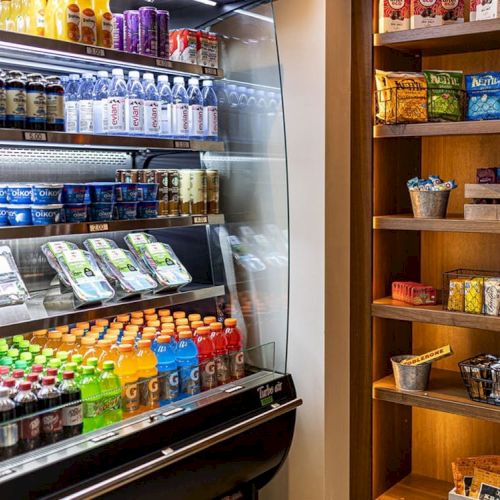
[[466, 72, 500, 121]]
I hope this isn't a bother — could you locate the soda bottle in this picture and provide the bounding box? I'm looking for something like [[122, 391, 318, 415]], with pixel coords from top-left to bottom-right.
[[2, 378, 17, 399], [8, 349, 19, 362], [143, 73, 160, 137], [107, 68, 127, 135], [94, 0, 113, 48], [42, 347, 54, 360], [47, 359, 62, 380], [224, 318, 245, 380], [18, 340, 29, 354], [176, 331, 199, 399], [210, 322, 230, 386], [79, 366, 103, 432], [30, 329, 47, 347], [14, 361, 28, 373], [12, 369, 24, 389], [87, 357, 100, 376], [156, 335, 178, 405], [38, 376, 63, 445], [136, 339, 159, 410], [77, 73, 94, 134], [99, 361, 122, 425], [29, 344, 41, 358], [157, 75, 172, 138], [0, 386, 18, 459], [79, 0, 97, 45], [115, 344, 139, 416], [202, 80, 218, 140], [26, 373, 41, 395], [125, 71, 144, 136], [64, 73, 80, 133], [33, 356, 46, 370], [14, 381, 40, 452], [0, 366, 9, 382], [80, 336, 97, 363], [172, 76, 188, 138], [195, 327, 216, 391], [59, 371, 83, 438], [19, 352, 32, 369], [45, 330, 62, 351]]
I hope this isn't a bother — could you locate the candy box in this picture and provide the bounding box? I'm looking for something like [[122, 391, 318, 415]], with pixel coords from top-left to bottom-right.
[[440, 0, 464, 23], [477, 168, 496, 184], [208, 33, 219, 69], [379, 0, 410, 33], [174, 28, 197, 64], [476, 0, 500, 19], [392, 281, 437, 305], [411, 0, 442, 28]]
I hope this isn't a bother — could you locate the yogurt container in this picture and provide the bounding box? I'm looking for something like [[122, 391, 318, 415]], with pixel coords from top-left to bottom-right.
[[89, 182, 116, 203], [31, 204, 63, 225], [31, 184, 63, 204], [7, 205, 32, 226], [137, 183, 158, 201], [7, 184, 32, 205], [0, 185, 8, 204], [115, 183, 138, 202], [64, 204, 88, 223], [137, 201, 158, 219], [0, 204, 8, 226], [115, 201, 137, 220], [62, 184, 87, 204], [89, 203, 114, 222]]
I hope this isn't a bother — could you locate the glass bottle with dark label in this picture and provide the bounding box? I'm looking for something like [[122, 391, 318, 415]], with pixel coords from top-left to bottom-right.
[[45, 76, 65, 131], [26, 73, 46, 131], [0, 386, 18, 459], [0, 70, 6, 128], [14, 381, 40, 452], [59, 371, 83, 438], [6, 71, 26, 129], [38, 376, 63, 445]]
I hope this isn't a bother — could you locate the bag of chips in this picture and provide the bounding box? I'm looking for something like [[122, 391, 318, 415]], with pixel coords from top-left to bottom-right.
[[424, 70, 463, 122], [375, 70, 428, 124], [466, 72, 500, 121]]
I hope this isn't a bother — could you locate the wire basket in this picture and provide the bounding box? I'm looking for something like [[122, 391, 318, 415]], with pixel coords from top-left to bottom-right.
[[459, 354, 500, 406]]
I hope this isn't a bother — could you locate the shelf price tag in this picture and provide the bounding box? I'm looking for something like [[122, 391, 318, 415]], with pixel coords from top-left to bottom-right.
[[192, 215, 208, 225], [161, 407, 184, 418], [88, 223, 109, 233], [23, 131, 47, 142], [202, 67, 218, 76], [173, 140, 191, 149], [85, 46, 106, 57], [156, 59, 173, 69], [0, 469, 15, 478], [91, 431, 117, 443]]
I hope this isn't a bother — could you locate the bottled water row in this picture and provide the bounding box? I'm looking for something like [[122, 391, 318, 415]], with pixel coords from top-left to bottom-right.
[[64, 69, 218, 140]]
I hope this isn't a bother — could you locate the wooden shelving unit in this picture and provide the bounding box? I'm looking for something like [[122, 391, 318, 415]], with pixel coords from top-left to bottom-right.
[[374, 120, 500, 138], [377, 474, 452, 500]]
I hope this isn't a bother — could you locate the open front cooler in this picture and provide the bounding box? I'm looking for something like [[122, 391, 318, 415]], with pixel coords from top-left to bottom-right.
[[0, 1, 299, 498]]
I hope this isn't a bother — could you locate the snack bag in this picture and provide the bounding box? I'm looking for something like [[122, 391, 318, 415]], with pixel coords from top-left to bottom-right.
[[466, 72, 500, 121], [375, 70, 428, 124], [464, 277, 484, 314], [470, 467, 500, 499], [41, 241, 79, 287], [448, 278, 465, 312], [424, 70, 463, 122], [484, 278, 500, 316], [0, 246, 29, 306]]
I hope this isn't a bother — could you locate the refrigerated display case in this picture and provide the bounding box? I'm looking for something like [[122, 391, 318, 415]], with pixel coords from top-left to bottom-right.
[[0, 0, 299, 498]]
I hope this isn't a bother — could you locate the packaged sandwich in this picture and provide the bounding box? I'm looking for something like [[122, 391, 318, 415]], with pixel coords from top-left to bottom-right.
[[41, 241, 79, 287], [124, 232, 157, 259], [83, 238, 119, 279], [0, 246, 29, 306]]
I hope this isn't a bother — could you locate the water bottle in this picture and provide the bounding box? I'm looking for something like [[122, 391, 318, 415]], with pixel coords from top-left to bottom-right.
[[60, 75, 69, 92], [176, 331, 200, 398], [64, 74, 80, 133], [171, 76, 189, 138], [187, 78, 204, 139], [156, 335, 179, 405], [157, 75, 172, 138], [227, 84, 239, 141], [107, 68, 127, 135], [92, 70, 110, 135], [202, 80, 218, 141], [125, 71, 144, 136], [143, 73, 160, 137], [77, 73, 94, 134]]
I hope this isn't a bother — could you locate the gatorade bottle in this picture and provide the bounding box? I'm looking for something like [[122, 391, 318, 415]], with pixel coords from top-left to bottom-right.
[[126, 71, 144, 136], [79, 0, 96, 45], [12, 335, 24, 349], [172, 77, 188, 138], [95, 319, 109, 333], [64, 73, 79, 133], [115, 344, 139, 416], [203, 316, 216, 326], [176, 332, 199, 399], [108, 68, 127, 135], [202, 80, 218, 140], [92, 71, 109, 134], [191, 321, 204, 336], [188, 313, 201, 324], [173, 311, 186, 320], [80, 366, 103, 432], [38, 376, 63, 445], [143, 73, 160, 137], [156, 336, 178, 405], [78, 73, 94, 134], [94, 0, 113, 47], [196, 327, 216, 391], [80, 336, 97, 363], [96, 339, 112, 368], [14, 381, 40, 452], [225, 318, 245, 380], [136, 339, 159, 410], [157, 75, 172, 138], [158, 308, 170, 318], [210, 322, 230, 386], [45, 330, 62, 352], [76, 322, 90, 334], [59, 371, 83, 438], [99, 361, 122, 425], [0, 386, 18, 459], [71, 328, 85, 346], [30, 329, 47, 347], [176, 318, 189, 329], [71, 354, 83, 381]]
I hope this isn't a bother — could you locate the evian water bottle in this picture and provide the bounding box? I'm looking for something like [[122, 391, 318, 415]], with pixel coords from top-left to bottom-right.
[[202, 80, 218, 140], [125, 71, 144, 136], [157, 75, 173, 138], [107, 68, 127, 135], [187, 78, 204, 138], [172, 76, 189, 138], [143, 73, 160, 136]]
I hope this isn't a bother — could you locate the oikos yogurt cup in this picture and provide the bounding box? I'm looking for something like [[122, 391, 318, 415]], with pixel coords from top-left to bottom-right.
[[64, 204, 88, 223], [7, 205, 32, 225], [62, 184, 87, 204], [31, 184, 63, 204], [137, 201, 158, 219], [0, 204, 8, 226], [31, 204, 63, 225], [88, 182, 116, 203], [114, 201, 137, 220], [89, 203, 114, 222], [115, 183, 139, 202], [7, 184, 32, 205], [0, 185, 8, 203]]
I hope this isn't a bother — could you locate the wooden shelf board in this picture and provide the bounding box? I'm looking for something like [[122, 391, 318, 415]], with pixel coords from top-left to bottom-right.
[[373, 214, 500, 233], [374, 19, 500, 56], [374, 120, 500, 139], [377, 473, 453, 500], [372, 297, 500, 331], [374, 369, 500, 423]]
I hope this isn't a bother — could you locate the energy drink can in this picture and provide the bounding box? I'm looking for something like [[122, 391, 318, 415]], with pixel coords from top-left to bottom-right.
[[139, 7, 158, 56], [124, 10, 140, 54], [157, 10, 170, 58], [112, 14, 124, 51]]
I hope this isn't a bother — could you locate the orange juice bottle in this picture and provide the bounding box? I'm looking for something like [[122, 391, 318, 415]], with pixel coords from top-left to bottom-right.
[[25, 0, 45, 36], [80, 336, 97, 363], [116, 344, 139, 416], [0, 0, 13, 31], [47, 0, 80, 42], [96, 339, 112, 368], [71, 328, 84, 346], [79, 0, 96, 44], [56, 325, 69, 335], [136, 339, 159, 410], [60, 334, 77, 359], [30, 329, 47, 347], [45, 330, 62, 351], [76, 322, 90, 334]]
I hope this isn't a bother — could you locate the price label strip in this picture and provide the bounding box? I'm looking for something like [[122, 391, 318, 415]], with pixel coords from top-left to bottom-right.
[[85, 46, 106, 57], [88, 223, 110, 233], [23, 131, 47, 142]]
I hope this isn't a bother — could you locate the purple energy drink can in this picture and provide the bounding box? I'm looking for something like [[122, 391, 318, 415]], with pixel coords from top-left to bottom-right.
[[157, 10, 170, 58], [112, 13, 124, 51], [139, 6, 158, 57], [124, 10, 140, 54]]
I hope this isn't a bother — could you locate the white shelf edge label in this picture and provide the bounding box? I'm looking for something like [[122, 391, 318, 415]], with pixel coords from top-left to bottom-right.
[[86, 46, 106, 57], [173, 140, 191, 149], [156, 59, 173, 68], [202, 67, 218, 76], [0, 469, 15, 478], [23, 131, 47, 142], [162, 407, 184, 418], [89, 223, 109, 233], [192, 215, 208, 225], [225, 385, 244, 393], [91, 431, 117, 443]]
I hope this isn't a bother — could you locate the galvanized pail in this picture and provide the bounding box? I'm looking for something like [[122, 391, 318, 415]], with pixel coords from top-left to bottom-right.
[[410, 190, 450, 219], [391, 355, 431, 391]]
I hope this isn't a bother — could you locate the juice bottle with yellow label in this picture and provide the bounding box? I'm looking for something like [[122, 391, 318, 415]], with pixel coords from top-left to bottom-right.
[[79, 0, 96, 45], [0, 0, 12, 31], [93, 0, 112, 47], [48, 0, 80, 42], [25, 0, 45, 36], [10, 0, 22, 32]]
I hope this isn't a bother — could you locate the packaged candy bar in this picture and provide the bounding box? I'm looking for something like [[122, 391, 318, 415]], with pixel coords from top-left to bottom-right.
[[407, 175, 456, 192], [0, 246, 29, 306], [448, 278, 465, 312], [484, 278, 500, 316], [375, 70, 428, 124], [470, 467, 500, 499], [466, 72, 500, 121], [41, 241, 79, 287], [423, 70, 463, 122], [453, 457, 500, 495], [477, 167, 497, 184], [465, 277, 484, 314]]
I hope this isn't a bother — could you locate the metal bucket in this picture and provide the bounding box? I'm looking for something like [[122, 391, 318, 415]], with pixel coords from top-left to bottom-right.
[[410, 190, 450, 219], [391, 355, 432, 391]]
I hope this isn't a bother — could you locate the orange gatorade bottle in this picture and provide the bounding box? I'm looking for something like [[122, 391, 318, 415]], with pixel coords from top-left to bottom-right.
[[116, 344, 139, 416]]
